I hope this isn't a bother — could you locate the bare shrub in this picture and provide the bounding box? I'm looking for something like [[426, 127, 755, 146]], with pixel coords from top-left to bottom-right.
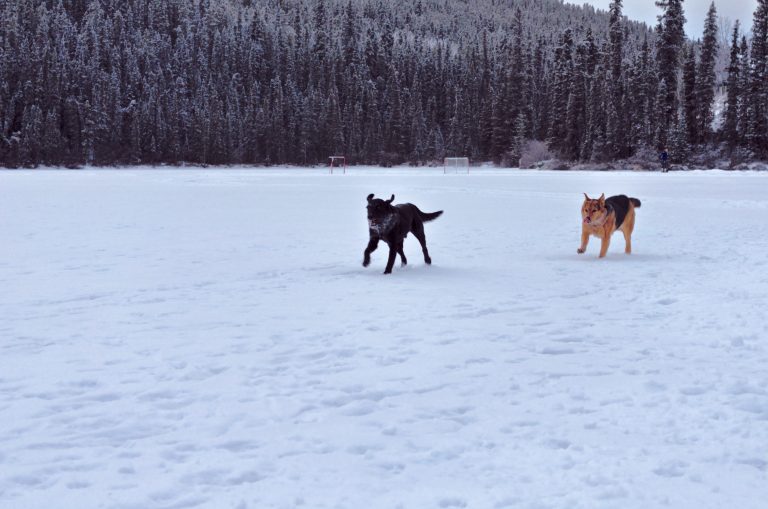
[[518, 140, 554, 169], [623, 145, 660, 170]]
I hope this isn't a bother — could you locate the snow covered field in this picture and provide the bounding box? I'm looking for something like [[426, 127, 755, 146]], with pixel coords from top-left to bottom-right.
[[2, 167, 768, 509]]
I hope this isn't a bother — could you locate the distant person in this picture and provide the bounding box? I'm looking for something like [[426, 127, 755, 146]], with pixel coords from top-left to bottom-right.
[[659, 148, 669, 173]]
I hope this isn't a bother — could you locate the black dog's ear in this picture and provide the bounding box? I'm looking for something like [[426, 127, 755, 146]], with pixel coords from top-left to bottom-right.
[[367, 193, 374, 203], [386, 194, 395, 204]]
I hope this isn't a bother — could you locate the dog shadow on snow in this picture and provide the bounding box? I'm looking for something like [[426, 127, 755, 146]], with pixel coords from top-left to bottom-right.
[[332, 262, 477, 280], [549, 252, 671, 263]]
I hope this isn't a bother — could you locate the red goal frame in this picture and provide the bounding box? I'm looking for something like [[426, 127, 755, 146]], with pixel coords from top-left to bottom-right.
[[329, 156, 346, 174]]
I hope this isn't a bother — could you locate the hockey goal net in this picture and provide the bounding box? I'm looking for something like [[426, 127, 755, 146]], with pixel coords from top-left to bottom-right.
[[328, 156, 346, 174], [443, 157, 470, 174]]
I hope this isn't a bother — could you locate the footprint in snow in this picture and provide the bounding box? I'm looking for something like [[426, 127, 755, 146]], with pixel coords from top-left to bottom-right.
[[539, 347, 576, 355], [438, 497, 468, 508], [653, 460, 688, 477], [542, 438, 571, 450]]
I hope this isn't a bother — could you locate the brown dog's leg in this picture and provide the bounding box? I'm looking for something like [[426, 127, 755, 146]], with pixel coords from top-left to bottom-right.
[[622, 229, 632, 254], [363, 237, 379, 267], [599, 234, 610, 258], [384, 244, 398, 274], [577, 229, 589, 254], [624, 209, 635, 254]]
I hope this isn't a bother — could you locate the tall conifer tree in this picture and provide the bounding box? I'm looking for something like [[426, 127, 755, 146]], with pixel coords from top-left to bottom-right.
[[683, 44, 698, 144], [695, 2, 718, 143], [655, 0, 686, 146], [723, 22, 742, 150], [747, 0, 768, 156]]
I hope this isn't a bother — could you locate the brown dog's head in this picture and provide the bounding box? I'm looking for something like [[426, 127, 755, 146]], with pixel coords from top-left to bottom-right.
[[366, 193, 396, 232], [581, 193, 606, 225]]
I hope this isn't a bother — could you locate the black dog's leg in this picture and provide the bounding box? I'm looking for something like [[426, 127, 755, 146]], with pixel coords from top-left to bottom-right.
[[362, 236, 379, 267], [384, 243, 398, 274], [398, 244, 408, 266], [412, 223, 432, 265]]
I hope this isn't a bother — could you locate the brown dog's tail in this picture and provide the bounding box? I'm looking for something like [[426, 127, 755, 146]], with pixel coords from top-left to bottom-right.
[[418, 209, 444, 222], [630, 197, 641, 208]]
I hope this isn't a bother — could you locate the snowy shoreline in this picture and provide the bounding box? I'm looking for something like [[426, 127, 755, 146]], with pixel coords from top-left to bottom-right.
[[3, 161, 768, 173]]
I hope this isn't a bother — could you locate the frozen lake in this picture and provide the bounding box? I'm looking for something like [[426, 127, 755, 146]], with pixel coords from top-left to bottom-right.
[[2, 167, 767, 509]]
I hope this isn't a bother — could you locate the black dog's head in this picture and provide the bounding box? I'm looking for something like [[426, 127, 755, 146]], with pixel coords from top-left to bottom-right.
[[366, 193, 396, 232]]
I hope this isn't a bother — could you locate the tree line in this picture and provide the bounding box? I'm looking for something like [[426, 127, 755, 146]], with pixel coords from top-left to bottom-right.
[[0, 0, 766, 168]]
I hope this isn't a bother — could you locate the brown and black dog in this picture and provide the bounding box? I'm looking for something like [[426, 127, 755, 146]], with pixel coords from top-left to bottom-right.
[[578, 194, 641, 258]]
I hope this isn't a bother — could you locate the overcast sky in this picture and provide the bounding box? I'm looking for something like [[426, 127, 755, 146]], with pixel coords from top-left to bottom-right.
[[581, 0, 758, 36]]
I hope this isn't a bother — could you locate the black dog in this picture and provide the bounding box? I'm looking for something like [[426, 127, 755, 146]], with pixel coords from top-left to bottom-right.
[[363, 194, 443, 274]]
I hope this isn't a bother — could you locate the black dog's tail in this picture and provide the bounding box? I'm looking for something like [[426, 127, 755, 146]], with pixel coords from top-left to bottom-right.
[[630, 197, 641, 208], [418, 209, 444, 222]]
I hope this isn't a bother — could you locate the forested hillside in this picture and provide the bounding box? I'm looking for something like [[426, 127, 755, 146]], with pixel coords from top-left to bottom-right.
[[0, 0, 766, 167]]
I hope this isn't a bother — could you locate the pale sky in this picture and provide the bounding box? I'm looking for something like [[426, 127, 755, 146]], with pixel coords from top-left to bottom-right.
[[582, 0, 758, 36]]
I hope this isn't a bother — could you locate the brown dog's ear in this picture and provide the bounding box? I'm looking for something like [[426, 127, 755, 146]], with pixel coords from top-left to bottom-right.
[[598, 193, 605, 204], [367, 193, 374, 203], [386, 194, 395, 204], [583, 193, 590, 201]]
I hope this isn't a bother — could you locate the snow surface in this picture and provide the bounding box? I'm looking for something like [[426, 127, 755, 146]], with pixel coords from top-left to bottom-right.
[[2, 167, 768, 509]]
